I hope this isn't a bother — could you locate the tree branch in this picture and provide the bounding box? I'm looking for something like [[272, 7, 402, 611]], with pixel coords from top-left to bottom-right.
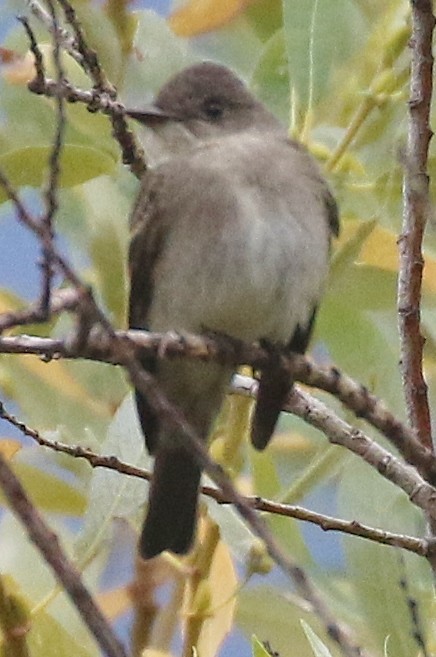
[[397, 0, 435, 448], [38, 0, 65, 317], [0, 453, 128, 657], [22, 7, 146, 179]]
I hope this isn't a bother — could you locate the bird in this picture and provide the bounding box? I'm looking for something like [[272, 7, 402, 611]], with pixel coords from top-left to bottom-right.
[[126, 61, 339, 559]]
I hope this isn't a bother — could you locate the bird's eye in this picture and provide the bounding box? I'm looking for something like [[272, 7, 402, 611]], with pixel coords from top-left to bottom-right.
[[202, 98, 225, 120]]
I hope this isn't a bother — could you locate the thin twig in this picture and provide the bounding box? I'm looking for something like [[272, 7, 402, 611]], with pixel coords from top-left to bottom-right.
[[56, 0, 115, 94], [0, 288, 81, 333], [1, 400, 432, 559], [20, 12, 146, 179], [39, 0, 66, 316], [26, 0, 83, 65], [53, 0, 146, 178], [397, 0, 435, 449], [0, 454, 128, 657]]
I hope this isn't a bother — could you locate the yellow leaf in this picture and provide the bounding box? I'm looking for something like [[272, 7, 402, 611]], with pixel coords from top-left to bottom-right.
[[0, 439, 22, 459], [97, 585, 131, 620], [1, 51, 35, 86], [357, 224, 398, 272], [195, 531, 237, 657], [357, 224, 436, 293], [168, 0, 254, 36], [0, 289, 24, 315], [14, 356, 108, 417]]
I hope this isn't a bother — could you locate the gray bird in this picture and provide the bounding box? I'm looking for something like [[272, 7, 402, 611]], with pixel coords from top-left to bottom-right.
[[127, 62, 339, 559]]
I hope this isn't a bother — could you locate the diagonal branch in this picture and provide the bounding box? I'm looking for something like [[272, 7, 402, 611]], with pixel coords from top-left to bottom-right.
[[0, 453, 128, 657], [1, 399, 433, 560]]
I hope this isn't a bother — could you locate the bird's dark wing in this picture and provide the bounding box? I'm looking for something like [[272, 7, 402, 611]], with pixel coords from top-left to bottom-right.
[[251, 309, 317, 450], [251, 141, 339, 450], [128, 172, 168, 454]]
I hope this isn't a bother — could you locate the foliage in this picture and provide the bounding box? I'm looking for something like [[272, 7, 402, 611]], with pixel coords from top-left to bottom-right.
[[0, 1, 434, 656]]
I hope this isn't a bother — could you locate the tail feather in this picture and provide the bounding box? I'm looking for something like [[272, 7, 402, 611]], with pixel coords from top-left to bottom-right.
[[140, 445, 201, 559]]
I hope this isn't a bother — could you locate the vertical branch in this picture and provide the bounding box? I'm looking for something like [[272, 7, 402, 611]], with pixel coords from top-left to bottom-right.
[[397, 0, 435, 449], [39, 0, 66, 315]]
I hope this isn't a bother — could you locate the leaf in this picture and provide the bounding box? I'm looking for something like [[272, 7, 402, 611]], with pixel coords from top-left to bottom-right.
[[78, 175, 131, 325], [29, 605, 98, 657], [0, 459, 86, 515], [196, 536, 238, 657], [300, 620, 334, 657], [0, 439, 21, 459], [0, 145, 117, 201], [252, 635, 272, 657], [338, 458, 433, 657], [318, 293, 403, 410], [0, 575, 98, 657], [122, 10, 192, 108], [251, 29, 290, 123], [238, 586, 332, 657], [168, 0, 254, 37], [75, 394, 150, 561], [0, 355, 112, 439], [245, 0, 283, 41], [329, 219, 377, 282], [282, 0, 367, 112]]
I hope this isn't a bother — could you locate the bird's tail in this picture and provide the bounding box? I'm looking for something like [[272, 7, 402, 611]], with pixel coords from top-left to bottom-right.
[[139, 444, 201, 559]]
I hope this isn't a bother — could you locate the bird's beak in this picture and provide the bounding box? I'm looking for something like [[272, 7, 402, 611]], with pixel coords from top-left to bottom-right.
[[125, 105, 179, 125]]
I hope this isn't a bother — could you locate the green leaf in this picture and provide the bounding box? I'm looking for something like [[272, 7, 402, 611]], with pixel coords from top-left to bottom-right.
[[0, 145, 117, 201], [75, 394, 150, 562], [2, 459, 85, 515], [29, 605, 98, 657], [0, 356, 112, 439], [122, 10, 192, 106], [301, 620, 334, 657], [1, 575, 98, 657], [251, 29, 290, 124], [252, 635, 273, 657], [0, 515, 107, 653], [338, 459, 432, 656], [317, 291, 403, 411], [238, 587, 334, 657], [282, 0, 367, 112], [245, 0, 283, 41], [77, 175, 132, 325]]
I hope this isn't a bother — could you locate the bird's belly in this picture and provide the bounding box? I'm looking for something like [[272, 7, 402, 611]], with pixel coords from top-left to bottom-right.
[[149, 205, 329, 344]]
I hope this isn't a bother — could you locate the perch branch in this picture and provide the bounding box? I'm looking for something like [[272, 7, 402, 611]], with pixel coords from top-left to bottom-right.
[[1, 328, 436, 486]]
